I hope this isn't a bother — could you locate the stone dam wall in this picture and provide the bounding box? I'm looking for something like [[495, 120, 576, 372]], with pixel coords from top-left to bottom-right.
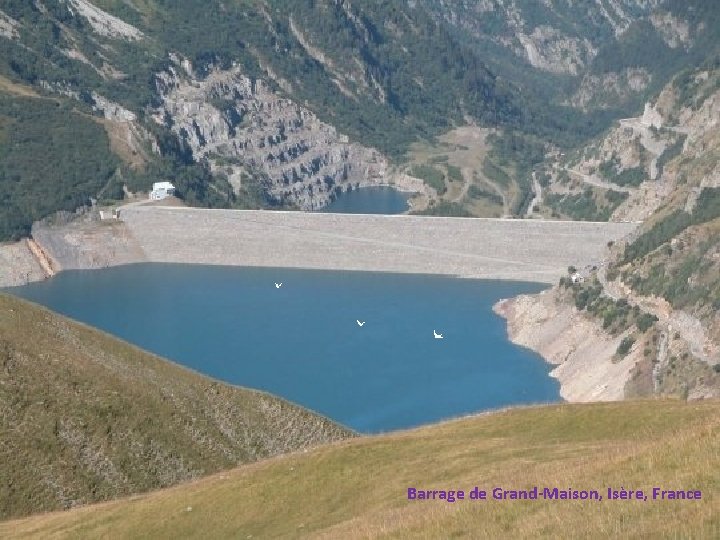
[[98, 207, 639, 284], [0, 208, 639, 287]]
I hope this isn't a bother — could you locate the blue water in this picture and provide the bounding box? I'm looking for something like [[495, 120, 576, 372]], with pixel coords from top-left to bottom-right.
[[7, 264, 559, 433], [321, 186, 409, 214]]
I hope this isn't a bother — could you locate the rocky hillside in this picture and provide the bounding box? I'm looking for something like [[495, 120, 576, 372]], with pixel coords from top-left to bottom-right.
[[537, 53, 719, 223], [153, 56, 405, 210], [0, 0, 539, 237], [0, 293, 352, 520], [502, 58, 720, 401], [423, 0, 720, 111]]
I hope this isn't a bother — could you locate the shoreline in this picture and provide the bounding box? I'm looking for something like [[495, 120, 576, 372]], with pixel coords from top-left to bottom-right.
[[493, 290, 639, 402]]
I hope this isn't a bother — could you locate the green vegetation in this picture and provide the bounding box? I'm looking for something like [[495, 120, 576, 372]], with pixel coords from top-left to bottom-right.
[[656, 135, 686, 177], [623, 237, 720, 313], [588, 2, 720, 108], [0, 294, 351, 520], [617, 336, 636, 357], [622, 188, 720, 264], [613, 166, 645, 187], [672, 53, 720, 112], [3, 400, 719, 538], [413, 201, 473, 217], [559, 275, 658, 335], [598, 157, 646, 187], [1, 0, 634, 240], [0, 0, 717, 232], [482, 131, 547, 215], [481, 158, 511, 188], [546, 187, 629, 221], [467, 185, 503, 205], [409, 164, 446, 194], [0, 94, 118, 240], [446, 164, 463, 182]]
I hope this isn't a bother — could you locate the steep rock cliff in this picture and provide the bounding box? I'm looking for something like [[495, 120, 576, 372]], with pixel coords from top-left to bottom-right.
[[153, 58, 395, 210]]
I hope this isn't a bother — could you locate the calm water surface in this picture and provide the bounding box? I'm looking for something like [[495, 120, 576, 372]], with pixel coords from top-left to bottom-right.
[[8, 264, 560, 432], [320, 186, 409, 214]]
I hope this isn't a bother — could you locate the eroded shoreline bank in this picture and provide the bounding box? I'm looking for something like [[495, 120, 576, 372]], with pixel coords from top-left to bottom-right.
[[493, 290, 641, 402]]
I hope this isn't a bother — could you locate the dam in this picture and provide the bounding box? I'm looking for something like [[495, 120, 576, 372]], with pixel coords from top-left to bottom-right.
[[3, 205, 639, 286], [5, 207, 639, 431]]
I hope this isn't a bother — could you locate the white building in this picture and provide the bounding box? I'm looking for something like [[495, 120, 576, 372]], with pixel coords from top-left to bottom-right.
[[149, 182, 176, 201]]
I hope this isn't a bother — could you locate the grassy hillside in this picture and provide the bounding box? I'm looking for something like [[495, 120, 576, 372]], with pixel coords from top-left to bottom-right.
[[1, 400, 717, 538], [0, 293, 352, 521]]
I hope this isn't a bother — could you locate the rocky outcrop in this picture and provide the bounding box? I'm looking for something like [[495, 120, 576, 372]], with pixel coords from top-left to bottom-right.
[[517, 26, 595, 76], [549, 68, 720, 222], [569, 68, 652, 110], [423, 0, 663, 76], [0, 241, 46, 287], [0, 10, 20, 40], [650, 10, 692, 50], [153, 58, 395, 209], [65, 0, 144, 41]]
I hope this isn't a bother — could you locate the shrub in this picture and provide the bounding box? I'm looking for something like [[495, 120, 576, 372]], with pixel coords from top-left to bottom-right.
[[617, 336, 636, 357], [410, 165, 446, 195], [636, 313, 658, 332]]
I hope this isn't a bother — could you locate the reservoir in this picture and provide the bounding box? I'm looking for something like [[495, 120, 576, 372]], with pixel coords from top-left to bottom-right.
[[8, 264, 560, 433], [320, 186, 410, 214]]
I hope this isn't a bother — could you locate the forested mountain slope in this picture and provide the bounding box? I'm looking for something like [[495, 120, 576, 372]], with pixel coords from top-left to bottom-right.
[[422, 0, 720, 111], [1, 1, 718, 238], [0, 0, 660, 240]]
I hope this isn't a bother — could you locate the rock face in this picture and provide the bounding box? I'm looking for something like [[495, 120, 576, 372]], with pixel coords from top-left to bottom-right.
[[516, 25, 596, 76], [569, 68, 652, 110], [153, 58, 393, 210], [0, 241, 46, 287], [65, 0, 144, 41], [422, 0, 664, 76], [545, 66, 720, 222], [650, 10, 692, 49], [0, 10, 19, 40]]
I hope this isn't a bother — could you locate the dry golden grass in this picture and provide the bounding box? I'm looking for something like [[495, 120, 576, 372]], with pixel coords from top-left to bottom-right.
[[0, 75, 39, 98], [99, 119, 150, 170], [2, 400, 718, 539]]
